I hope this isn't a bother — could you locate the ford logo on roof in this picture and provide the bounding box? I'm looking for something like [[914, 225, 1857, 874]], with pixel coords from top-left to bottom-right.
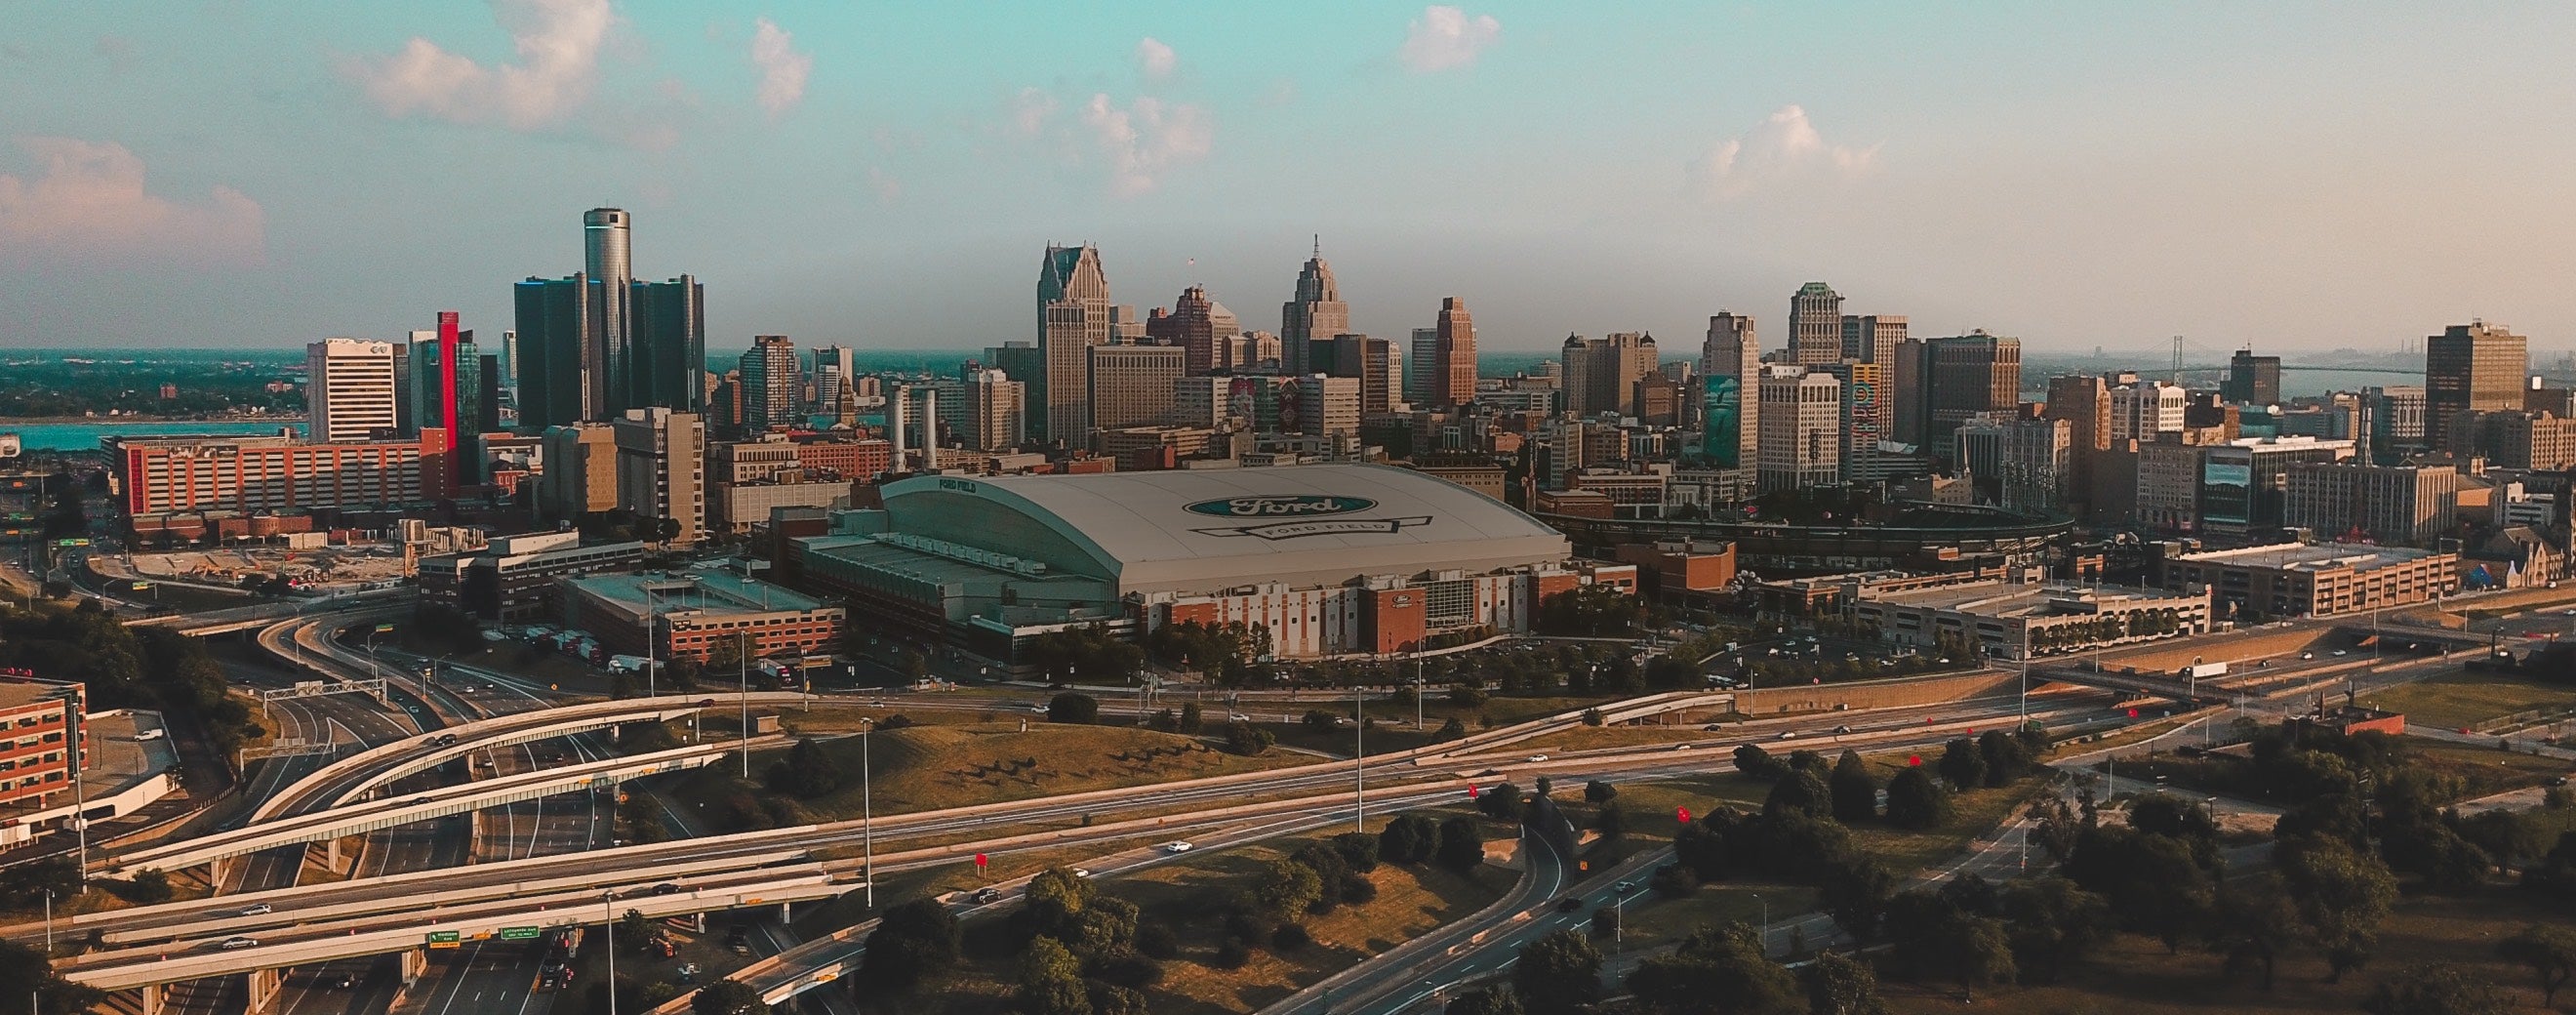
[[1185, 496, 1377, 518]]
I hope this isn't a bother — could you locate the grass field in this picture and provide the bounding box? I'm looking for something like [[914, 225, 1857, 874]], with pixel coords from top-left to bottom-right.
[[1878, 890, 2573, 1014], [2363, 671, 2576, 732]]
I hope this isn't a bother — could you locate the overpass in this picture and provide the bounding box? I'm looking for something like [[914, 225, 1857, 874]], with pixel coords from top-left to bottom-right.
[[113, 738, 774, 873]]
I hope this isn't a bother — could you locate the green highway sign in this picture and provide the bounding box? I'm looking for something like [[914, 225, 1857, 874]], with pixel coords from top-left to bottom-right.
[[500, 926, 541, 941], [131, 581, 150, 591], [52, 538, 90, 548], [425, 931, 461, 948]]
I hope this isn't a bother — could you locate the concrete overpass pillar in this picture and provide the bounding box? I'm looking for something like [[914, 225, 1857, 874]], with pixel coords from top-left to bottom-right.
[[779, 901, 793, 924], [399, 947, 429, 986], [135, 984, 166, 1015], [243, 967, 282, 1014]]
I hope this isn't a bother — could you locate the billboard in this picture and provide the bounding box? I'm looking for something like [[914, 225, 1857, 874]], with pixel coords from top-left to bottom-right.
[[1703, 377, 1743, 468], [2200, 460, 2252, 524]]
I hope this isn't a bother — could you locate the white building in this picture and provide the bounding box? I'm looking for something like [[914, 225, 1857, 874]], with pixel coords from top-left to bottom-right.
[[2111, 382, 2189, 442], [1756, 367, 1840, 491], [304, 339, 398, 443]]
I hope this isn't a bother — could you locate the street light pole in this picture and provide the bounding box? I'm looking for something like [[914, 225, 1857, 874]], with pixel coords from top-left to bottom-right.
[[1752, 892, 1767, 957], [738, 632, 751, 779], [1353, 681, 1365, 832], [602, 891, 619, 1015], [41, 888, 53, 954], [53, 688, 86, 882], [860, 717, 875, 910]]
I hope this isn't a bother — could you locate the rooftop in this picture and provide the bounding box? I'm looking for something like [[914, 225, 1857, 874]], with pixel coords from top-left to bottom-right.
[[1863, 580, 2196, 617], [0, 677, 77, 711], [2176, 542, 2448, 573], [565, 567, 829, 618]]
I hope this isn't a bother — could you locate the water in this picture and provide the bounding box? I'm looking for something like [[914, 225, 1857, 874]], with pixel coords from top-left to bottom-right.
[[2, 420, 305, 453]]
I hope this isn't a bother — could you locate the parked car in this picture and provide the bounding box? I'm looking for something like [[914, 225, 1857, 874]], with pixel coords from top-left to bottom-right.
[[136, 728, 166, 741]]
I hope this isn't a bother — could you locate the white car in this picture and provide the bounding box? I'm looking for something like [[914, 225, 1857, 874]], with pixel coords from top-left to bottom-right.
[[239, 904, 272, 916], [1777, 731, 1797, 740], [2333, 650, 2349, 657], [1159, 841, 1193, 854], [219, 937, 260, 950], [1525, 753, 1549, 762], [136, 728, 165, 741], [1070, 868, 1093, 878], [1227, 712, 1250, 722]]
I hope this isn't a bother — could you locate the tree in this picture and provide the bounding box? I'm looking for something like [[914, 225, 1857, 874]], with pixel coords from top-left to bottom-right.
[[1222, 721, 1274, 756], [1512, 929, 1602, 1014], [1435, 817, 1487, 873], [1936, 738, 1986, 792], [1734, 743, 1784, 780], [1017, 937, 1092, 1015], [1444, 986, 1527, 1015], [1802, 950, 1890, 1015], [1479, 782, 1526, 822], [692, 981, 771, 1015], [1992, 876, 2112, 985], [1254, 857, 1326, 917], [765, 737, 844, 798], [1435, 716, 1469, 742], [2279, 837, 2397, 983], [1381, 814, 1441, 865], [1816, 856, 1897, 941], [1829, 751, 1876, 824], [1628, 922, 1801, 1015], [1535, 584, 1641, 637], [1584, 780, 1618, 805], [2361, 962, 2507, 1015], [1947, 916, 2018, 1002], [1881, 768, 1949, 830], [1178, 702, 1204, 734], [860, 899, 961, 993], [2498, 924, 2576, 1006], [2061, 826, 2214, 954], [1048, 693, 1100, 724], [1764, 767, 1831, 820], [0, 938, 105, 1014]]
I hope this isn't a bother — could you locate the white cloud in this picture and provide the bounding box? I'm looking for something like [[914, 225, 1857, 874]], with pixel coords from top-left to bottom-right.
[[1008, 87, 1060, 136], [342, 0, 613, 131], [0, 137, 263, 265], [1135, 37, 1177, 81], [1692, 104, 1879, 200], [1399, 6, 1500, 73], [1078, 94, 1212, 197], [749, 17, 811, 118]]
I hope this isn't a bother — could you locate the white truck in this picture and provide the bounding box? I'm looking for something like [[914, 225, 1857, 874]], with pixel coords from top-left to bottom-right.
[[2178, 661, 2228, 680]]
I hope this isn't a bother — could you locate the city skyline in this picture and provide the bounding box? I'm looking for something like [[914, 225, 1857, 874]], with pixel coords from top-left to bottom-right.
[[5, 3, 2575, 355]]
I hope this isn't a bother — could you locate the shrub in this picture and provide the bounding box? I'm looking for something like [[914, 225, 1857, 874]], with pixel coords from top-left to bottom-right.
[[1135, 922, 1180, 959], [1212, 937, 1252, 969], [1652, 863, 1701, 899], [1272, 923, 1312, 952]]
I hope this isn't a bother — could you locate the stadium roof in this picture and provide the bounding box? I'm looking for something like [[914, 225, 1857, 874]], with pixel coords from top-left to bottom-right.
[[876, 464, 1572, 595]]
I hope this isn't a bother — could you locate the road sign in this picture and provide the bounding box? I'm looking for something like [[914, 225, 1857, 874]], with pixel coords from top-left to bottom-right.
[[974, 853, 987, 869], [501, 926, 541, 941], [52, 538, 89, 548], [426, 931, 461, 949], [131, 581, 149, 591], [375, 623, 396, 633]]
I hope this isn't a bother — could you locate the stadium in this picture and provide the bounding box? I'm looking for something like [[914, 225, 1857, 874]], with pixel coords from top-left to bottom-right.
[[783, 464, 1634, 662]]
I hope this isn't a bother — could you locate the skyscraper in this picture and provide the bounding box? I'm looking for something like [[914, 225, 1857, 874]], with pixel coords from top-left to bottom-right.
[[811, 345, 854, 412], [1087, 345, 1187, 433], [584, 209, 633, 420], [2225, 348, 2281, 405], [1840, 313, 1907, 366], [1407, 327, 1441, 406], [2042, 374, 2112, 507], [1790, 282, 1844, 366], [1922, 331, 2022, 461], [740, 335, 799, 430], [513, 272, 591, 429], [408, 311, 480, 442], [1037, 245, 1112, 444], [1280, 240, 1349, 377], [1434, 297, 1476, 410], [1702, 313, 1759, 470], [1560, 332, 1659, 417], [628, 275, 704, 414], [305, 339, 398, 443], [612, 407, 704, 544], [1323, 334, 1399, 415], [2425, 321, 2527, 451], [964, 369, 1026, 451], [1757, 368, 1841, 491], [1143, 285, 1240, 374]]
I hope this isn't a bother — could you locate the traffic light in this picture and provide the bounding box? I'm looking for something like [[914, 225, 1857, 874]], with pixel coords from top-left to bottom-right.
[[1677, 806, 1692, 824]]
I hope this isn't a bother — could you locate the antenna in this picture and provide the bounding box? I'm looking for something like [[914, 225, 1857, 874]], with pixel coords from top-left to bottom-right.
[[1312, 234, 1321, 259]]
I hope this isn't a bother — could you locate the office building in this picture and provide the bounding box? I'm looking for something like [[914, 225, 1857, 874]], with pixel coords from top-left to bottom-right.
[[407, 312, 480, 451], [1817, 360, 1886, 481], [1143, 285, 1240, 375], [2282, 462, 2462, 546], [1840, 314, 1906, 367], [1853, 580, 2211, 661], [1788, 282, 1844, 365], [562, 570, 844, 664], [419, 530, 645, 622], [1433, 298, 1477, 410], [513, 272, 592, 428], [1322, 334, 1399, 415], [1407, 327, 1440, 406], [612, 408, 704, 544], [740, 335, 799, 431], [1891, 336, 1927, 445], [0, 677, 85, 816], [2226, 348, 2281, 405], [1038, 245, 1114, 444], [2199, 435, 2355, 537], [1957, 415, 2072, 514], [810, 345, 853, 412], [628, 276, 704, 415], [1280, 241, 1350, 377], [304, 339, 398, 443], [538, 424, 619, 523], [964, 369, 1027, 451], [2111, 381, 2189, 442], [1922, 332, 2021, 461], [1561, 332, 1660, 417], [1286, 374, 1362, 438], [2426, 320, 2528, 450], [110, 432, 427, 538], [2450, 410, 2576, 470], [2042, 375, 2111, 503], [1756, 368, 1841, 491], [1087, 345, 1187, 435]]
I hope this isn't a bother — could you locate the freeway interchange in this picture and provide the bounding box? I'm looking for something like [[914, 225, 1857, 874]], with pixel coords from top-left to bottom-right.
[[16, 592, 2537, 1015]]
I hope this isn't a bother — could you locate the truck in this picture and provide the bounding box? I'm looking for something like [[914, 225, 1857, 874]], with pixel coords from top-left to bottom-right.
[[607, 655, 651, 674], [2178, 662, 2228, 680]]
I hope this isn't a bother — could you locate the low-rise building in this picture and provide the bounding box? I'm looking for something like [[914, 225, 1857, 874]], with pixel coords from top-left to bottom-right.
[[419, 531, 646, 621], [1852, 580, 2211, 661], [558, 568, 846, 663], [2155, 542, 2458, 620], [0, 675, 82, 817]]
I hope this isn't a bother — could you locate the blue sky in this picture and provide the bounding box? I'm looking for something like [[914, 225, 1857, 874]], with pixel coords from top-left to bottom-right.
[[3, 2, 2572, 359]]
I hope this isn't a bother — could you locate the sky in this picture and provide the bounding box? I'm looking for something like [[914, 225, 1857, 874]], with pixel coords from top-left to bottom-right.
[[4, 2, 2574, 361]]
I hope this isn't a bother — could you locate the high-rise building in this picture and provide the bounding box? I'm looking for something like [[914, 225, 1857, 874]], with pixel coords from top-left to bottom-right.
[[1891, 337, 1926, 446], [584, 209, 633, 420], [612, 408, 704, 544], [811, 345, 853, 412], [537, 423, 619, 522], [1789, 282, 1844, 366], [513, 273, 590, 429], [2225, 348, 2281, 405], [2283, 462, 2462, 546], [1087, 345, 1187, 435], [1038, 245, 1113, 444], [964, 369, 1026, 451], [1143, 285, 1240, 374], [1288, 374, 1361, 437], [1702, 314, 1760, 470], [1434, 297, 1477, 411], [1757, 368, 1841, 491], [1280, 240, 1349, 377], [2111, 382, 2189, 442], [2425, 321, 2527, 451], [2364, 385, 2427, 461], [1922, 331, 2022, 461], [1407, 327, 1441, 406], [628, 276, 704, 414], [740, 335, 799, 430], [1560, 332, 1660, 417], [1818, 360, 1885, 480], [1840, 313, 1907, 366], [1324, 334, 1398, 415], [305, 339, 398, 443], [498, 330, 519, 392], [2042, 375, 2112, 505], [1957, 416, 2072, 514]]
